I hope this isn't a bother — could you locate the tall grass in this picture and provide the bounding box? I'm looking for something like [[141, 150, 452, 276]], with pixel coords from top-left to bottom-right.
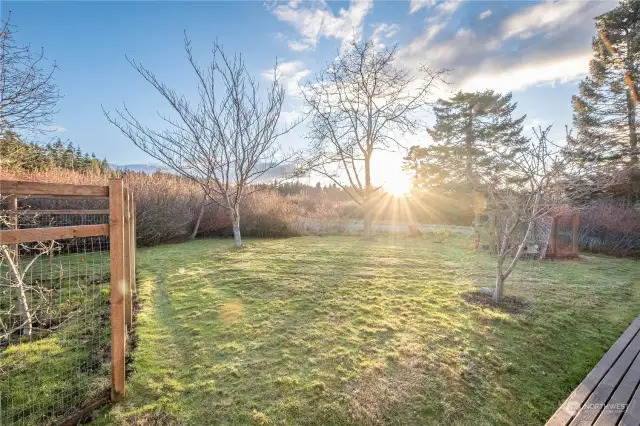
[[0, 169, 340, 246]]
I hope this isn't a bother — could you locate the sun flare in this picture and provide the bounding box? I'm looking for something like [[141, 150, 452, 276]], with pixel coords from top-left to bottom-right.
[[383, 172, 413, 196]]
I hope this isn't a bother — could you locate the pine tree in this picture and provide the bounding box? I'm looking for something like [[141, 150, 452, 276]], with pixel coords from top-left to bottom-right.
[[405, 90, 527, 192], [570, 0, 639, 176]]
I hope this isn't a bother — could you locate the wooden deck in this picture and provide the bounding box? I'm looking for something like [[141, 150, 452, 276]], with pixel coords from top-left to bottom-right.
[[546, 316, 640, 426]]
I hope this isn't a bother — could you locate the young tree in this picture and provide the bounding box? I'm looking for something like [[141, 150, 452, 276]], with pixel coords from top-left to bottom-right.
[[485, 126, 604, 304], [569, 0, 639, 175], [0, 12, 60, 132], [104, 35, 297, 247], [300, 40, 446, 238], [405, 91, 527, 193], [485, 127, 564, 303]]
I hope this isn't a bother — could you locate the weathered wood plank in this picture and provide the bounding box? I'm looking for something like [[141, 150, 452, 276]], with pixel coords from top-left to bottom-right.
[[0, 224, 109, 244], [592, 350, 640, 426], [546, 316, 640, 426], [130, 195, 136, 293], [569, 331, 640, 425], [1, 180, 109, 198], [4, 209, 110, 215], [123, 189, 132, 329], [618, 382, 640, 426], [109, 179, 126, 401]]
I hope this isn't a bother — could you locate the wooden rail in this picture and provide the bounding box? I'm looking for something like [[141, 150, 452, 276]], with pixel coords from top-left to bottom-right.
[[1, 180, 109, 198], [1, 179, 136, 405], [3, 209, 110, 215], [0, 224, 109, 244]]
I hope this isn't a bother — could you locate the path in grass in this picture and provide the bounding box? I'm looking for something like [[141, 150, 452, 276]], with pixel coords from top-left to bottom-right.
[[98, 236, 640, 426]]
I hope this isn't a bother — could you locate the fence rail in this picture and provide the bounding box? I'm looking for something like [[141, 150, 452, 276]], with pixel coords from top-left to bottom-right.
[[0, 178, 136, 424]]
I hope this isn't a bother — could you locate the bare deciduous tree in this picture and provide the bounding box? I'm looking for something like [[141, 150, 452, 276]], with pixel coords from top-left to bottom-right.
[[300, 40, 447, 238], [104, 35, 298, 247], [0, 12, 60, 132], [486, 126, 607, 304], [0, 201, 61, 338]]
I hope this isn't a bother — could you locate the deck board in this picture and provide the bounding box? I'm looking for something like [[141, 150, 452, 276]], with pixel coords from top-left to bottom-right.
[[618, 383, 640, 426], [592, 351, 640, 426], [546, 316, 640, 426]]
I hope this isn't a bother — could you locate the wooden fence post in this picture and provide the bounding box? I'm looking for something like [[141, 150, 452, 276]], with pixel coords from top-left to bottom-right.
[[109, 179, 126, 401], [123, 188, 132, 329], [130, 194, 136, 293]]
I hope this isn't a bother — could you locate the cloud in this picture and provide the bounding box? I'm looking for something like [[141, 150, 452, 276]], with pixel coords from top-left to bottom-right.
[[409, 0, 436, 14], [288, 40, 313, 52], [270, 0, 373, 52], [262, 60, 311, 97], [460, 51, 592, 92], [44, 125, 67, 133], [501, 0, 611, 40], [479, 9, 491, 20], [397, 0, 615, 94], [371, 23, 399, 49]]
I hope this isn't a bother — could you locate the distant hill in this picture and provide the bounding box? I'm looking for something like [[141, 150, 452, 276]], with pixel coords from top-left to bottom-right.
[[113, 163, 169, 174], [114, 162, 300, 182]]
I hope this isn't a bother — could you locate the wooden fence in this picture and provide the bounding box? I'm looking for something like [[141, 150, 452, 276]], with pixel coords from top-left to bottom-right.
[[0, 178, 136, 406]]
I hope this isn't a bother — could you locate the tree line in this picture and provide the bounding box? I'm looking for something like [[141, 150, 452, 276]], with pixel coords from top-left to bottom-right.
[[0, 132, 110, 174]]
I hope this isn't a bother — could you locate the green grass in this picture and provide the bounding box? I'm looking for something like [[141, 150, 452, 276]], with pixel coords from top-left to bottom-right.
[[90, 235, 640, 426], [1, 251, 112, 425]]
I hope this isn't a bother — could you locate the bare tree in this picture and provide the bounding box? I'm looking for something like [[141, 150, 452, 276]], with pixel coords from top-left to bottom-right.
[[104, 35, 298, 247], [486, 126, 607, 303], [300, 40, 447, 238], [0, 11, 60, 133], [0, 200, 62, 338]]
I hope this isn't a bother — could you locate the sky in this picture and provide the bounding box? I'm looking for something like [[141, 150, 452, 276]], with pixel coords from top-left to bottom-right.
[[2, 0, 617, 187]]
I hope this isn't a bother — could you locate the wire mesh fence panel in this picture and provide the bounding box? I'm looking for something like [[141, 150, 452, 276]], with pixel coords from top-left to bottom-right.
[[0, 180, 134, 426]]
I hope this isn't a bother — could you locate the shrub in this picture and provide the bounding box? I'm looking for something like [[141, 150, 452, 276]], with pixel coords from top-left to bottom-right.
[[124, 172, 202, 246], [578, 201, 640, 257]]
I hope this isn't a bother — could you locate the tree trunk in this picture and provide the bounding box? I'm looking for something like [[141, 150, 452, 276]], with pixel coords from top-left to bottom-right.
[[15, 278, 33, 337], [363, 204, 373, 237], [1, 245, 32, 336], [494, 265, 504, 305], [230, 209, 242, 248], [465, 104, 474, 187], [190, 201, 206, 240], [627, 31, 638, 169], [628, 90, 638, 168], [363, 150, 373, 239]]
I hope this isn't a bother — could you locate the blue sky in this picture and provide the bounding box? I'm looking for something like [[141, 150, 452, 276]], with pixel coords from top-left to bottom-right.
[[2, 0, 616, 179]]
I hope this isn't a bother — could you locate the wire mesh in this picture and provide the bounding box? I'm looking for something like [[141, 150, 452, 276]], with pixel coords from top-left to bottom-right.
[[1, 198, 112, 425]]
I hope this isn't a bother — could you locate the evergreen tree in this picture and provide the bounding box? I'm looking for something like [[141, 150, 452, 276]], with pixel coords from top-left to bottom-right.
[[569, 0, 639, 175], [405, 90, 527, 192]]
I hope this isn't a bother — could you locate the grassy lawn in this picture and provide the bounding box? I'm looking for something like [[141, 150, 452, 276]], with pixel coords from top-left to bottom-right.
[[1, 251, 112, 425], [94, 235, 640, 426]]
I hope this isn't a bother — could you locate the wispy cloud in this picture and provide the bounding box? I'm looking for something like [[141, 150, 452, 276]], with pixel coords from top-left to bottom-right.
[[262, 60, 311, 97], [371, 22, 399, 49], [398, 0, 615, 94], [44, 125, 67, 133], [409, 0, 435, 14], [460, 52, 593, 93], [479, 9, 491, 20], [269, 0, 373, 52]]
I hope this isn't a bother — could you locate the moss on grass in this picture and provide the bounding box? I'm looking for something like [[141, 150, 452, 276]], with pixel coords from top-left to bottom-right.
[[89, 235, 639, 425]]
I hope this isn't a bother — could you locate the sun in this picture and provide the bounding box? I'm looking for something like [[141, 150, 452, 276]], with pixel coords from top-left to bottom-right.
[[383, 171, 413, 196]]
